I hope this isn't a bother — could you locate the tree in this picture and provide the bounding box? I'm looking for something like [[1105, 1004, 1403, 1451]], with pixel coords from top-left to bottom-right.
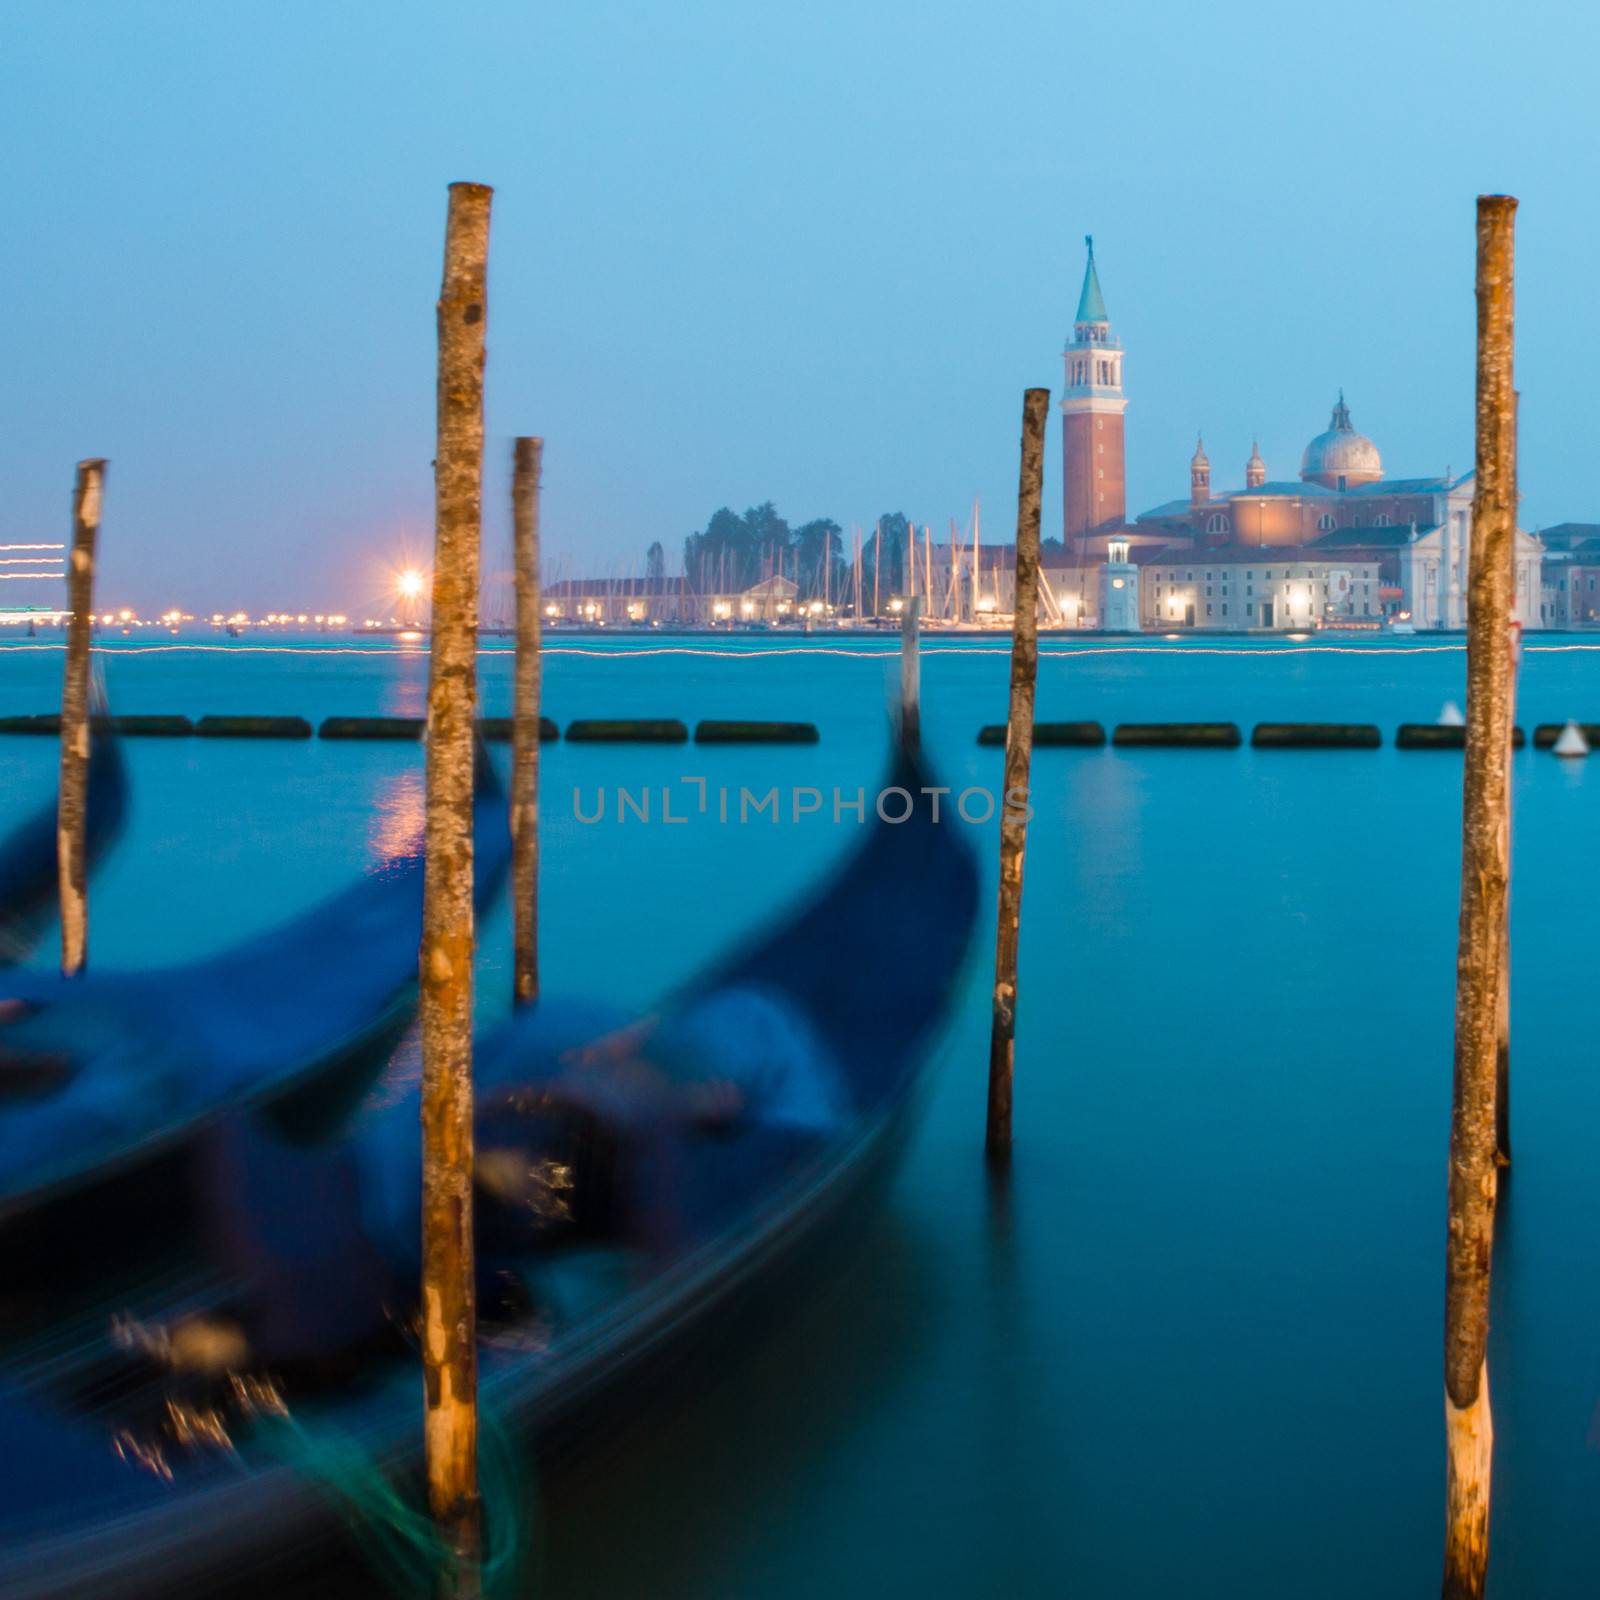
[[644, 541, 665, 585], [792, 517, 843, 599], [864, 512, 911, 596]]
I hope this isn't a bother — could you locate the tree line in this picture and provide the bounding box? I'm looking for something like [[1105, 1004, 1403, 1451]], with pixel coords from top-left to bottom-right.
[[669, 503, 918, 601]]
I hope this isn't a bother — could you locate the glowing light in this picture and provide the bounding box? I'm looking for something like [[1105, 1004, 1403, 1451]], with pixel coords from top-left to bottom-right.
[[396, 569, 427, 601], [12, 640, 1600, 664]]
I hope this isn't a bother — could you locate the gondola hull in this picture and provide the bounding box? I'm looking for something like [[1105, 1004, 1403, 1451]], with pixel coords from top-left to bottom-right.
[[0, 747, 976, 1599]]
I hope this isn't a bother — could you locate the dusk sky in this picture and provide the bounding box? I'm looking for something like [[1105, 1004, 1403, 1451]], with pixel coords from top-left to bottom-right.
[[6, 0, 1600, 614]]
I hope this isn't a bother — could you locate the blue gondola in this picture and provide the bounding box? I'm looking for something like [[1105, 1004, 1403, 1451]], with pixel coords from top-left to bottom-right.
[[0, 747, 510, 1220], [0, 742, 977, 1598]]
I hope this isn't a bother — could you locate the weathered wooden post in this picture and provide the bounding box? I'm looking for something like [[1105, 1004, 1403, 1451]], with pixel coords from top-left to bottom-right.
[[59, 459, 105, 978], [510, 435, 542, 1008], [1442, 192, 1516, 1600], [1494, 610, 1522, 1170], [420, 179, 491, 1598], [986, 389, 1048, 1164], [899, 596, 921, 750]]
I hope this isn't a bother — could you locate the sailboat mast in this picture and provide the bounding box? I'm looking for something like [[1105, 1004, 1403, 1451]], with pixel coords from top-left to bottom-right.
[[972, 497, 981, 619]]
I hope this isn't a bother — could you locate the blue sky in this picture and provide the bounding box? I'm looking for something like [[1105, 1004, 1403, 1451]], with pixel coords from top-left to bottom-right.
[[5, 0, 1600, 613]]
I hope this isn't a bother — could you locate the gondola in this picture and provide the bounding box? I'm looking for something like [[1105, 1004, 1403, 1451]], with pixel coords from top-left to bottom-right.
[[0, 746, 511, 1223], [0, 730, 128, 965], [0, 740, 978, 1599]]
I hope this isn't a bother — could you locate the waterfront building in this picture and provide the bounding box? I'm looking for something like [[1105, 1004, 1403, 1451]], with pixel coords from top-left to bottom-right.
[[1534, 524, 1600, 625], [1097, 536, 1140, 631], [1055, 241, 1545, 630]]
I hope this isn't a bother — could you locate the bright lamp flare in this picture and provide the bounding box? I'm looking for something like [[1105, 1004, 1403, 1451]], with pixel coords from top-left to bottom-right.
[[396, 569, 427, 600]]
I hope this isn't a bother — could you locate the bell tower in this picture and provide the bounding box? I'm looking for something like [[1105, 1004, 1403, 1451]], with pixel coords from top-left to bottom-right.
[[1060, 236, 1127, 553], [1190, 435, 1210, 506]]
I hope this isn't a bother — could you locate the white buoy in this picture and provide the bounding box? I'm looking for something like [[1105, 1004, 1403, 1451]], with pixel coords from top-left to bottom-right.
[[1438, 701, 1466, 727], [1553, 720, 1590, 758]]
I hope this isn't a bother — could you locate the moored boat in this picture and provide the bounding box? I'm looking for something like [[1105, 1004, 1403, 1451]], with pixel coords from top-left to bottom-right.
[[0, 742, 977, 1598]]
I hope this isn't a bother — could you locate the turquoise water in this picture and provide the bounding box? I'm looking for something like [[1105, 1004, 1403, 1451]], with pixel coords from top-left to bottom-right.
[[3, 635, 1599, 1598]]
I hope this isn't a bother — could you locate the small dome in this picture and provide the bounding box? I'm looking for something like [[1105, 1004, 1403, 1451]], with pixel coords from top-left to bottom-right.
[[1191, 433, 1209, 466], [1301, 393, 1381, 487]]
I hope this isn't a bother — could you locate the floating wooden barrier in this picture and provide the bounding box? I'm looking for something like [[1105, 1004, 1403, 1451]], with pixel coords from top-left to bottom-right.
[[478, 716, 559, 742], [0, 713, 193, 736], [195, 715, 312, 739], [1532, 722, 1600, 750], [977, 720, 1105, 748], [565, 718, 688, 744], [1251, 722, 1381, 750], [1112, 722, 1241, 748], [694, 719, 819, 744], [319, 716, 425, 740], [1397, 723, 1526, 750]]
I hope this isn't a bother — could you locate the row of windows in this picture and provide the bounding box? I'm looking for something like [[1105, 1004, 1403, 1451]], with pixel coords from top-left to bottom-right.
[[1205, 512, 1398, 534], [1191, 601, 1377, 620], [1149, 568, 1352, 583]]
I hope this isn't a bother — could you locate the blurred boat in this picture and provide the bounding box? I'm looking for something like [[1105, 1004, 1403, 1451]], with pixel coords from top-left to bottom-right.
[[0, 743, 977, 1598], [0, 747, 510, 1225], [0, 729, 128, 965]]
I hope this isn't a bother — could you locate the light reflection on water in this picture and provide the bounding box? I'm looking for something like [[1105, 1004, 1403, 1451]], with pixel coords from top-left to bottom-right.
[[1, 638, 1599, 1597], [367, 766, 425, 862]]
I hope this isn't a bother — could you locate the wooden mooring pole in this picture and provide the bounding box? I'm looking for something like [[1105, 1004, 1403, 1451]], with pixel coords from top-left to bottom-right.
[[511, 435, 543, 1008], [985, 389, 1048, 1164], [899, 595, 921, 749], [59, 459, 105, 978], [420, 179, 491, 1599], [1442, 192, 1516, 1600]]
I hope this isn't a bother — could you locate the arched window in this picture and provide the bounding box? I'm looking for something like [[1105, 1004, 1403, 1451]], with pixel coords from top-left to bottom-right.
[[1206, 513, 1229, 534], [1317, 513, 1337, 531], [1375, 512, 1392, 526]]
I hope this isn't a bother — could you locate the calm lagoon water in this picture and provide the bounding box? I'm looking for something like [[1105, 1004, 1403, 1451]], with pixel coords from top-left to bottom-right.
[[3, 633, 1600, 1598]]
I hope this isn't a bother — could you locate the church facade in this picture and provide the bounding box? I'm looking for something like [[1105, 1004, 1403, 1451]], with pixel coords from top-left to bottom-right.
[[1049, 241, 1545, 631]]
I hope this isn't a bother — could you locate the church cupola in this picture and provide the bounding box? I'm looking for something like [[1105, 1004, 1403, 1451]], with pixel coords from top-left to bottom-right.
[[1246, 438, 1266, 489], [1190, 435, 1210, 506]]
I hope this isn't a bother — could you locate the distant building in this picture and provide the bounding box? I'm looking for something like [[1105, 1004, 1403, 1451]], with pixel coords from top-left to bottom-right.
[[1053, 240, 1545, 630], [1535, 524, 1600, 626], [1060, 236, 1128, 545]]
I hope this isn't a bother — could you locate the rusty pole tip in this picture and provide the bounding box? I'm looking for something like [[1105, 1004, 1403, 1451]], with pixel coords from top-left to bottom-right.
[[449, 181, 494, 198], [1477, 193, 1518, 211], [76, 458, 108, 471]]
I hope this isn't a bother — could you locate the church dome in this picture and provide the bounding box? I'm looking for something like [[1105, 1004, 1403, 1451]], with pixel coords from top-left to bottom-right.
[[1300, 393, 1382, 487]]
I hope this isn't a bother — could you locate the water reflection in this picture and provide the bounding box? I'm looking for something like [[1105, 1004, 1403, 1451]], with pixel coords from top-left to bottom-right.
[[382, 657, 428, 718], [367, 768, 425, 862]]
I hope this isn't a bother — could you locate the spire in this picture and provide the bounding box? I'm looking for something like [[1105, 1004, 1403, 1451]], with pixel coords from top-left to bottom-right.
[[1190, 433, 1210, 506], [1330, 389, 1352, 431], [1246, 437, 1266, 489], [1075, 234, 1109, 325]]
